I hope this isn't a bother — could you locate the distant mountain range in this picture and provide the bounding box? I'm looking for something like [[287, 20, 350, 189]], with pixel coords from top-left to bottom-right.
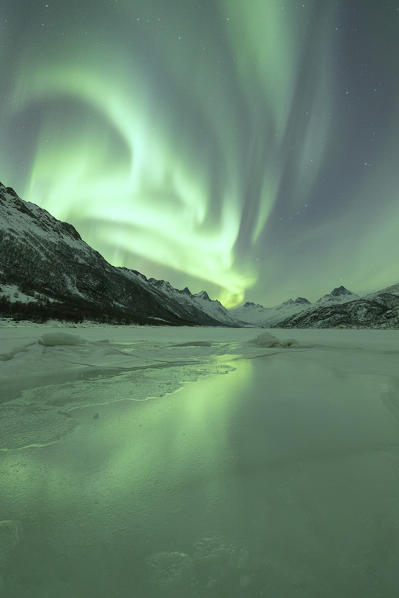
[[1, 181, 398, 328], [230, 296, 312, 327], [229, 284, 399, 329]]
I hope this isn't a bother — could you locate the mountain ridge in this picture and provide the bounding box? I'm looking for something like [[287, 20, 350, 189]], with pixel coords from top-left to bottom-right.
[[0, 182, 237, 326], [1, 181, 398, 328], [230, 285, 399, 329]]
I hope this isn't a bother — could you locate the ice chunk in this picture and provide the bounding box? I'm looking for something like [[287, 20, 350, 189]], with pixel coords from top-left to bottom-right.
[[173, 340, 213, 347], [247, 332, 298, 348], [38, 332, 86, 346]]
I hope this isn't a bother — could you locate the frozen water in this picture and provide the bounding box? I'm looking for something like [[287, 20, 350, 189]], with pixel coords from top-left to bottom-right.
[[0, 325, 399, 596]]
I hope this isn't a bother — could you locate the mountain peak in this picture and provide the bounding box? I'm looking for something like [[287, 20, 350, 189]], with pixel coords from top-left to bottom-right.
[[242, 301, 264, 309], [180, 286, 193, 297], [194, 290, 210, 301], [295, 296, 311, 304], [330, 285, 353, 297], [0, 182, 16, 195], [282, 296, 311, 306], [317, 285, 357, 305]]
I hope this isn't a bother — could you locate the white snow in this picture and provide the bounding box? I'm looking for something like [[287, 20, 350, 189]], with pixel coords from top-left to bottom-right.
[[230, 288, 366, 327], [1, 325, 399, 596], [62, 273, 86, 298], [0, 284, 38, 304], [317, 292, 358, 305], [230, 300, 312, 326], [0, 191, 92, 257]]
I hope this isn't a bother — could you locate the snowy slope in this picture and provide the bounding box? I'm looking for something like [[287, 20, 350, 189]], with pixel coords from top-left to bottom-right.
[[120, 273, 238, 326], [231, 284, 399, 329], [274, 294, 399, 329], [230, 297, 312, 327], [229, 302, 270, 325], [366, 282, 399, 298], [0, 182, 238, 326]]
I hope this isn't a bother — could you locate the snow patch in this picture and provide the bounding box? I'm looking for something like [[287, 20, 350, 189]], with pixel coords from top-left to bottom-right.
[[0, 285, 38, 304], [38, 332, 86, 346]]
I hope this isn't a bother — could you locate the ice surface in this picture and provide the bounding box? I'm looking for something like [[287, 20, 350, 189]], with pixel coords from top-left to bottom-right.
[[0, 520, 23, 570], [1, 324, 399, 597]]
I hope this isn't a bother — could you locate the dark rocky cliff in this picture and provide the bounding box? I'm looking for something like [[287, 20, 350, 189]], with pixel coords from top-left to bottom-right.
[[0, 183, 235, 326]]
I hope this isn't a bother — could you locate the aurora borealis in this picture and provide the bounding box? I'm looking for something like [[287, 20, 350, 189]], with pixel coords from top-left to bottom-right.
[[1, 1, 399, 306]]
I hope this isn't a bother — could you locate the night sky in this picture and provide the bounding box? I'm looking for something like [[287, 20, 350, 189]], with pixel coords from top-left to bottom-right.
[[1, 1, 398, 307]]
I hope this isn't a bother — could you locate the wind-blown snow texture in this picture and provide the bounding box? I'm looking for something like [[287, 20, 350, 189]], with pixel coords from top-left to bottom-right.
[[1, 325, 399, 597]]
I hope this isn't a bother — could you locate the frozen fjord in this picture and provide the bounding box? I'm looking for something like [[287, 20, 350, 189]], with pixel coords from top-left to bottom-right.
[[1, 326, 399, 597]]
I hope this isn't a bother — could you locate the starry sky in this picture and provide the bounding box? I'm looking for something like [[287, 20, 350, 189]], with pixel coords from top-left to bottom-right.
[[1, 0, 399, 307]]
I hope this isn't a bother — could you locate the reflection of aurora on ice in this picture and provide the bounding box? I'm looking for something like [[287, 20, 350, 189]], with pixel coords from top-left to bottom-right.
[[0, 329, 258, 451], [1, 326, 399, 596]]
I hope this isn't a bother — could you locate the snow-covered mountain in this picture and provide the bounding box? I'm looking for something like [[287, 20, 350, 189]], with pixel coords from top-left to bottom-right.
[[150, 286, 238, 326], [365, 282, 399, 299], [273, 287, 399, 329], [0, 182, 237, 326], [229, 301, 269, 325], [116, 271, 237, 326], [316, 285, 358, 304], [231, 284, 399, 329], [230, 297, 312, 327], [2, 181, 398, 329]]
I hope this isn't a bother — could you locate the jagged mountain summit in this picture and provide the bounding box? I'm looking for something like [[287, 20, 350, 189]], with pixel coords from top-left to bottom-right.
[[330, 285, 353, 297], [273, 286, 399, 329], [231, 284, 399, 329], [0, 182, 237, 326], [317, 285, 358, 304], [280, 297, 312, 306], [290, 297, 311, 305]]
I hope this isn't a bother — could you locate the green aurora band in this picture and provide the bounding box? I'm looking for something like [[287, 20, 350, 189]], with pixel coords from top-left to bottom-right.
[[1, 0, 399, 306]]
